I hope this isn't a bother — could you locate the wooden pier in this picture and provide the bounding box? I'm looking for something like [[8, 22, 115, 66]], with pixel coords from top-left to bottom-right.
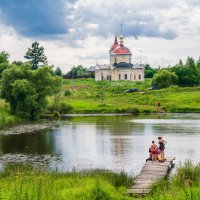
[[126, 157, 175, 196]]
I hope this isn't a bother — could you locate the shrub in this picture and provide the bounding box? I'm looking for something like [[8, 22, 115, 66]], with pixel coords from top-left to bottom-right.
[[64, 90, 72, 96], [58, 102, 73, 114]]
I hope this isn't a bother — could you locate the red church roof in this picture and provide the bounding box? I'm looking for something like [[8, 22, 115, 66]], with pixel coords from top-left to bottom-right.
[[112, 45, 132, 54]]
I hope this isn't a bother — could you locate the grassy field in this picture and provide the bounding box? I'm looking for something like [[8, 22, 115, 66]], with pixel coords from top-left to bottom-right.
[[48, 78, 200, 114], [0, 161, 200, 200]]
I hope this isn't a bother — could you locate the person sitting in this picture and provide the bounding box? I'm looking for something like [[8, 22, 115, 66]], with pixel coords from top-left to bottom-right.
[[146, 148, 152, 162]]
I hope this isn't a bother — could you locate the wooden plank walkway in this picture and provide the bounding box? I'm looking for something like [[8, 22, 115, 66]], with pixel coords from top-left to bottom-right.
[[127, 157, 175, 196]]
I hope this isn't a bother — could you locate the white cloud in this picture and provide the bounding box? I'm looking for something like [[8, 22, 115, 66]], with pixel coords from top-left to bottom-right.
[[0, 0, 200, 73]]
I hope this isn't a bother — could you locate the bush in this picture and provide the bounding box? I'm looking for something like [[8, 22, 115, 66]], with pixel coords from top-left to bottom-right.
[[64, 90, 72, 96], [58, 102, 73, 114], [151, 70, 178, 88]]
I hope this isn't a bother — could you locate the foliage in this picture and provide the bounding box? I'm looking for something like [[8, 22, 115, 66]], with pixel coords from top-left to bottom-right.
[[64, 90, 72, 96], [170, 56, 200, 86], [54, 67, 62, 76], [151, 70, 178, 88], [1, 66, 62, 120], [64, 65, 86, 79], [24, 41, 47, 70], [0, 51, 9, 64], [12, 60, 24, 66], [144, 64, 157, 78]]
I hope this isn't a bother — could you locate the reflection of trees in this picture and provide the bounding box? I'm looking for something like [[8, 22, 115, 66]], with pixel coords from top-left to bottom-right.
[[0, 130, 57, 155]]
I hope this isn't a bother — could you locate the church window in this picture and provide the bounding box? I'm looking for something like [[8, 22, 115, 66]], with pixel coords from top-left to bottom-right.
[[119, 74, 121, 80], [124, 74, 127, 80]]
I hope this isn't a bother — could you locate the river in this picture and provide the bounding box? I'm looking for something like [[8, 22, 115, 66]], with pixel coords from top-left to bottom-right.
[[0, 113, 200, 175]]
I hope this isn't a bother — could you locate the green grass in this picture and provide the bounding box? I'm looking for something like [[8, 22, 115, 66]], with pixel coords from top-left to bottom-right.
[[1, 161, 200, 200], [48, 78, 200, 114], [0, 164, 133, 200]]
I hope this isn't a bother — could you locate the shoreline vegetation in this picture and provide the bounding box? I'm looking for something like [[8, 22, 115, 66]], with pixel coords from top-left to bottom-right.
[[1, 78, 200, 128], [0, 160, 199, 200]]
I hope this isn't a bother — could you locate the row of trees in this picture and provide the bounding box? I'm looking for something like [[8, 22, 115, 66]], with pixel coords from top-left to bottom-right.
[[0, 42, 62, 120], [151, 57, 200, 88]]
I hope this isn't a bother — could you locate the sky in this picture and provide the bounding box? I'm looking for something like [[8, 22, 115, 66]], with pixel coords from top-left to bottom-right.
[[0, 0, 200, 73]]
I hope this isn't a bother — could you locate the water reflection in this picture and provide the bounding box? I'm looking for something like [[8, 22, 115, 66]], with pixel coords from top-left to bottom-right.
[[0, 113, 200, 174]]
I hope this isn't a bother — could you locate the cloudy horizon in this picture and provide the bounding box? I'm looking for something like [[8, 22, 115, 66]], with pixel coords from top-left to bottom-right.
[[0, 0, 200, 73]]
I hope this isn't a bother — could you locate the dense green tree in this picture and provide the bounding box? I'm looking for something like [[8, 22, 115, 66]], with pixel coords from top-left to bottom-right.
[[144, 64, 156, 78], [0, 51, 9, 64], [197, 57, 200, 68], [64, 65, 86, 79], [151, 70, 178, 88], [1, 66, 62, 120], [24, 41, 47, 70], [54, 67, 62, 76], [12, 60, 24, 66], [170, 57, 200, 86]]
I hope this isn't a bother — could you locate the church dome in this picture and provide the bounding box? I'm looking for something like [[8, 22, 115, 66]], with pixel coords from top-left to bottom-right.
[[112, 45, 132, 55]]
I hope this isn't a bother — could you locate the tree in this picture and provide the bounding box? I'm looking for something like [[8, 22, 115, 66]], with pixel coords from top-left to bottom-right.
[[24, 41, 47, 70], [170, 57, 200, 86], [12, 60, 24, 66], [1, 66, 62, 120], [151, 70, 178, 88], [54, 67, 62, 76], [64, 65, 86, 79], [0, 51, 9, 64], [144, 64, 156, 78]]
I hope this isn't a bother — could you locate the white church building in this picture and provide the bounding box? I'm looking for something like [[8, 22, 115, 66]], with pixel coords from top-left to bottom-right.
[[95, 34, 144, 81]]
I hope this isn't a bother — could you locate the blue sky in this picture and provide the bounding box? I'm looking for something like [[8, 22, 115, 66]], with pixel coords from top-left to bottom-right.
[[0, 0, 200, 72]]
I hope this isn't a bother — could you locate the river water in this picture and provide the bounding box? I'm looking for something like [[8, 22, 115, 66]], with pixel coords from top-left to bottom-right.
[[0, 113, 200, 175]]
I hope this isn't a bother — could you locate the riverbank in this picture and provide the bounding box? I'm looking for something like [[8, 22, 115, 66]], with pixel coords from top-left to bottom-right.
[[0, 161, 199, 200], [0, 120, 61, 135]]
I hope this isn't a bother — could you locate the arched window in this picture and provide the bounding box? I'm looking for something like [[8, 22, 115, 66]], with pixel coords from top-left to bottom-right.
[[139, 74, 141, 80], [124, 74, 127, 80], [119, 74, 121, 80], [129, 57, 131, 63]]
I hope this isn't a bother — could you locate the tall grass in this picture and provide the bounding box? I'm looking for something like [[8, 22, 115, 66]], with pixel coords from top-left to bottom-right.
[[1, 161, 200, 199], [144, 160, 200, 200], [0, 164, 133, 200]]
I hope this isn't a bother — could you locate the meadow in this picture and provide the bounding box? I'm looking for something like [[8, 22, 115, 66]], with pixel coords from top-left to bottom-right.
[[48, 78, 200, 114], [0, 161, 200, 200]]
